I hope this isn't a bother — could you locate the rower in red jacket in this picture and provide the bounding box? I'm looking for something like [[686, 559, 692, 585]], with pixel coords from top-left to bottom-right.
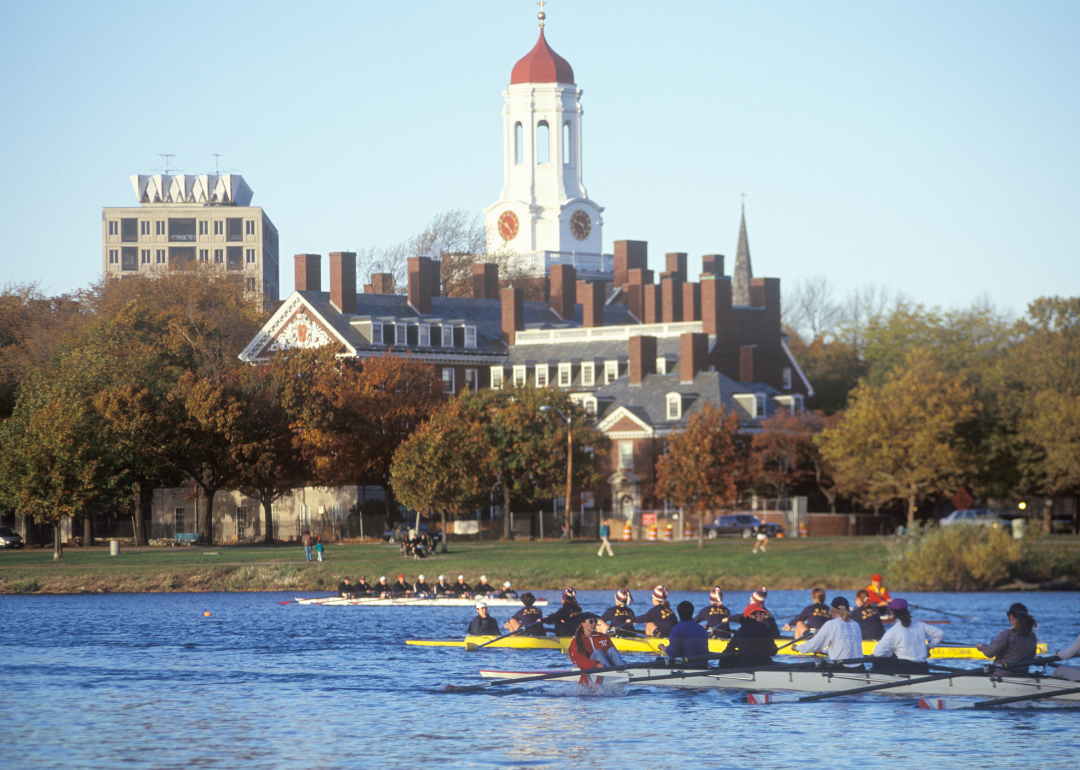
[[568, 613, 626, 683]]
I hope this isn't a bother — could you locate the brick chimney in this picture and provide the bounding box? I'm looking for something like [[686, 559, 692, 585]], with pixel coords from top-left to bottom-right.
[[700, 275, 732, 338], [367, 272, 393, 295], [750, 277, 782, 342], [578, 280, 604, 328], [643, 284, 662, 324], [614, 240, 648, 288], [501, 286, 524, 345], [329, 252, 356, 315], [294, 254, 321, 292], [408, 256, 433, 314], [680, 332, 708, 383], [682, 281, 700, 322], [429, 259, 442, 299], [665, 252, 688, 283], [626, 268, 653, 321], [701, 254, 725, 276], [661, 276, 683, 323], [629, 335, 657, 385], [549, 264, 576, 320], [740, 345, 757, 383], [472, 264, 499, 300]]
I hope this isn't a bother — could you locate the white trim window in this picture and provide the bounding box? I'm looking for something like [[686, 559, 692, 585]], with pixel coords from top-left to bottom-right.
[[558, 363, 572, 387], [666, 393, 681, 420], [236, 506, 247, 540], [490, 367, 504, 389], [395, 324, 407, 346], [582, 362, 595, 386], [605, 361, 619, 384], [583, 397, 597, 416], [371, 323, 383, 345], [619, 440, 634, 470], [656, 357, 668, 375], [782, 367, 792, 390], [755, 393, 766, 418], [535, 365, 548, 388], [464, 326, 476, 348], [513, 366, 527, 388], [465, 369, 478, 391], [442, 368, 455, 393], [442, 326, 454, 347], [418, 325, 430, 347]]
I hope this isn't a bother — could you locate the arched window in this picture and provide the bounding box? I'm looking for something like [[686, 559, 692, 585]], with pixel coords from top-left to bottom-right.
[[563, 121, 571, 165], [536, 120, 550, 164], [514, 122, 523, 165]]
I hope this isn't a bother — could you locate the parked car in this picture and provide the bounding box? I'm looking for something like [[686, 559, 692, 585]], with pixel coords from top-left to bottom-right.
[[703, 514, 784, 539], [939, 509, 1012, 532], [0, 526, 25, 549], [382, 522, 442, 545]]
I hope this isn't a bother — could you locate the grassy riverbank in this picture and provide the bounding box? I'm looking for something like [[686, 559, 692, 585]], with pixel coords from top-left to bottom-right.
[[2, 535, 1078, 594]]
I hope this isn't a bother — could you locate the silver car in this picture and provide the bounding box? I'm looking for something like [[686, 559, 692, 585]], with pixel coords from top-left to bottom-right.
[[0, 526, 25, 549], [939, 509, 1011, 532]]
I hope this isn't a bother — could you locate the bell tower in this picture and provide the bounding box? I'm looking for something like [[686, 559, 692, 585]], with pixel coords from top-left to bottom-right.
[[485, 8, 606, 276]]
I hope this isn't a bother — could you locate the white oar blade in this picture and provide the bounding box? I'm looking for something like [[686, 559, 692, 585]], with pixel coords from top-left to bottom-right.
[[919, 698, 973, 710]]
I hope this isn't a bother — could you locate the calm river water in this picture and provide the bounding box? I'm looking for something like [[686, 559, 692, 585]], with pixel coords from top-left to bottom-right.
[[1, 589, 1078, 770]]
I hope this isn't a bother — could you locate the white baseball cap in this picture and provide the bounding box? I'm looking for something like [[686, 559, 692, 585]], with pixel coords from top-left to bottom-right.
[[438, 574, 446, 580], [480, 575, 487, 581], [503, 581, 512, 588], [418, 575, 425, 581], [475, 601, 488, 609]]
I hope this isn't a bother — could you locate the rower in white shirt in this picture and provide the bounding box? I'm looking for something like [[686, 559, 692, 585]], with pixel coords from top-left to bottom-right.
[[871, 597, 945, 675], [795, 596, 865, 668], [1052, 609, 1080, 681]]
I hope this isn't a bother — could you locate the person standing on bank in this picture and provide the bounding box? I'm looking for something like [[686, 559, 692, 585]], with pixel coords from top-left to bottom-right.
[[315, 536, 324, 562], [752, 523, 769, 553], [468, 602, 500, 636], [598, 521, 614, 557], [301, 531, 313, 562]]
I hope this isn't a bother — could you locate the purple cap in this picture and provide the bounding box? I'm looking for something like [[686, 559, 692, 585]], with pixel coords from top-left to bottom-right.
[[888, 597, 908, 611]]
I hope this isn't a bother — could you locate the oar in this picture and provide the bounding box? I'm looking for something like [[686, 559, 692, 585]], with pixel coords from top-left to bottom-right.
[[629, 652, 877, 685], [445, 658, 664, 692], [798, 655, 1061, 702], [910, 604, 975, 621], [776, 631, 815, 652], [466, 627, 529, 651]]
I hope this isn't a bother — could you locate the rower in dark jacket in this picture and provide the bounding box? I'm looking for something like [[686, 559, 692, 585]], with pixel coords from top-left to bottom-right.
[[543, 588, 583, 636], [473, 575, 497, 596], [728, 587, 782, 638], [506, 593, 545, 636], [599, 589, 637, 637], [391, 574, 414, 597], [853, 590, 886, 641], [496, 581, 518, 599], [784, 587, 832, 639], [375, 576, 393, 597], [632, 585, 677, 638], [467, 602, 501, 636], [719, 603, 779, 667], [337, 578, 355, 597], [452, 575, 474, 598], [413, 574, 433, 596], [434, 575, 454, 597], [353, 576, 374, 596], [693, 587, 732, 638]]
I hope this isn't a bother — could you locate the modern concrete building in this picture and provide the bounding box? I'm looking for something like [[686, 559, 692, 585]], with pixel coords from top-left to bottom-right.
[[102, 173, 280, 306]]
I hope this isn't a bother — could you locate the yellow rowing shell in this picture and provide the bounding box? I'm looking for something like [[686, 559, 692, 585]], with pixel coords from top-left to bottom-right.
[[406, 635, 1047, 660]]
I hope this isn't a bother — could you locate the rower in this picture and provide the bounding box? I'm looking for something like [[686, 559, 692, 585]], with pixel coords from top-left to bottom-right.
[[434, 574, 454, 597], [375, 576, 392, 598], [632, 585, 677, 638], [718, 602, 778, 668], [598, 589, 637, 637], [413, 574, 433, 596], [391, 574, 413, 597], [659, 601, 710, 661], [795, 596, 864, 668], [473, 575, 497, 596], [452, 575, 474, 598], [496, 581, 518, 599], [1051, 609, 1080, 681], [468, 602, 500, 636], [353, 576, 374, 596], [784, 587, 831, 640], [729, 587, 781, 639], [976, 602, 1039, 673], [693, 587, 732, 639], [337, 577, 354, 597], [853, 589, 886, 641], [543, 588, 583, 636], [866, 573, 892, 609], [568, 613, 626, 674], [871, 598, 944, 675], [506, 592, 545, 636]]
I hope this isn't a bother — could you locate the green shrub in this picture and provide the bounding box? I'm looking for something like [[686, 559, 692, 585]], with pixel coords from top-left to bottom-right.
[[887, 524, 1024, 591]]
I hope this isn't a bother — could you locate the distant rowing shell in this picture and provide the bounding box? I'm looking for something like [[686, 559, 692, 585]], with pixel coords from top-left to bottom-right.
[[292, 596, 547, 607], [406, 635, 1042, 659]]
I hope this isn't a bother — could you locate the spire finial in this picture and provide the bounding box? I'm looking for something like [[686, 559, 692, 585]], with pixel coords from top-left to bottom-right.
[[537, 0, 546, 28], [741, 192, 746, 212]]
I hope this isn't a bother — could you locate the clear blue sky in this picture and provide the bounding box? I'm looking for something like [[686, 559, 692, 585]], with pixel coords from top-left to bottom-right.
[[2, 1, 1077, 318]]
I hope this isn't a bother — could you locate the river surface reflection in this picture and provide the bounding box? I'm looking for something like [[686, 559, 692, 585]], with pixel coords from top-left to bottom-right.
[[1, 589, 1077, 769]]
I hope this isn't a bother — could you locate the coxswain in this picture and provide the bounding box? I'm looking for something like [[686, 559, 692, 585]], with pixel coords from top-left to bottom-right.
[[659, 601, 710, 661], [568, 613, 626, 683], [496, 581, 518, 599], [728, 587, 781, 638], [783, 587, 832, 639], [543, 588, 583, 636], [391, 574, 413, 597], [375, 576, 392, 598], [871, 598, 945, 674], [718, 602, 778, 668], [434, 574, 454, 597], [632, 585, 677, 638], [853, 589, 886, 641], [598, 589, 637, 637], [795, 596, 864, 668], [353, 575, 374, 596], [976, 602, 1039, 673], [468, 602, 501, 636], [693, 587, 732, 639], [337, 577, 354, 598], [473, 575, 497, 596], [452, 575, 474, 598], [865, 573, 892, 608], [506, 593, 545, 636], [413, 574, 433, 596]]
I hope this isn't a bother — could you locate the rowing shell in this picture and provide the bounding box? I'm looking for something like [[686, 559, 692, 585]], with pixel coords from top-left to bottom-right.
[[407, 635, 1042, 660], [476, 666, 1080, 702], [294, 596, 547, 607]]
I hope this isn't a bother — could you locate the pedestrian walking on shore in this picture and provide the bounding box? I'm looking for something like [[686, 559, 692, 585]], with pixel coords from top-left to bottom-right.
[[315, 536, 324, 562], [597, 521, 614, 557], [752, 523, 769, 554], [301, 531, 313, 562]]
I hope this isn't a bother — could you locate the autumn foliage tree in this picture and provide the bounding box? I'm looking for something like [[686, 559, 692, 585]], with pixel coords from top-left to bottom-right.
[[655, 402, 745, 548]]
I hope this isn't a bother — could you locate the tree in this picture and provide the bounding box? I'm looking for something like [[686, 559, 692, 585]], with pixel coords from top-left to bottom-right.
[[816, 350, 976, 527], [784, 333, 869, 415], [655, 402, 745, 548], [783, 276, 840, 341]]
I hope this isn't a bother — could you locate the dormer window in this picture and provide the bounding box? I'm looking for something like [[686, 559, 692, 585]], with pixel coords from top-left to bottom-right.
[[584, 397, 597, 416], [418, 325, 430, 347], [605, 361, 618, 384], [441, 326, 453, 347], [582, 362, 595, 386], [666, 393, 682, 420], [513, 366, 527, 388], [464, 326, 476, 348], [395, 324, 407, 346], [491, 367, 504, 390], [559, 363, 572, 387], [656, 357, 668, 375], [782, 367, 792, 390], [371, 323, 383, 345], [535, 365, 548, 388], [755, 393, 766, 418]]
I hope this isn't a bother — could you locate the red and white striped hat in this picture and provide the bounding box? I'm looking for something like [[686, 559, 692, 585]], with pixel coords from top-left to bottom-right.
[[615, 589, 632, 605], [562, 587, 577, 602], [752, 587, 767, 605], [709, 587, 724, 604], [652, 585, 668, 602]]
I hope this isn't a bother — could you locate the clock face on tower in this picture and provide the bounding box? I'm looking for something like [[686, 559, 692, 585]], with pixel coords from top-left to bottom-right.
[[497, 210, 519, 241], [569, 210, 591, 241]]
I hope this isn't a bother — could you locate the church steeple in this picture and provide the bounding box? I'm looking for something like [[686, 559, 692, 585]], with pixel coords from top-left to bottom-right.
[[732, 204, 753, 306]]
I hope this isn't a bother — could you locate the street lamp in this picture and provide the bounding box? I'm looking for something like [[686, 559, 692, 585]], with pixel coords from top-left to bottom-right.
[[540, 405, 573, 540]]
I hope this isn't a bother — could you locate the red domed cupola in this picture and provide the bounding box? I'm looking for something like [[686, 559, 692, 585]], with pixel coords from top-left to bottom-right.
[[510, 28, 575, 85]]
